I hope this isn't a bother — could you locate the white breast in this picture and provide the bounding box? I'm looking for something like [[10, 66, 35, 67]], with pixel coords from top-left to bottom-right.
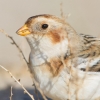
[[26, 35, 100, 100], [27, 35, 68, 66]]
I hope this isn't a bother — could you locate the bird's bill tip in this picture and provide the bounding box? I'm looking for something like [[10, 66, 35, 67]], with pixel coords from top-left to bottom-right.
[[16, 25, 31, 36]]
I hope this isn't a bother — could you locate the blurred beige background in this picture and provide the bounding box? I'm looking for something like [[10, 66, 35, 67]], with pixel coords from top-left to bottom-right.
[[0, 0, 100, 89]]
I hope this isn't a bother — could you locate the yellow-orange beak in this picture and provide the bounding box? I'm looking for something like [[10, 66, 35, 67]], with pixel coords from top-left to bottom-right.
[[16, 25, 31, 36]]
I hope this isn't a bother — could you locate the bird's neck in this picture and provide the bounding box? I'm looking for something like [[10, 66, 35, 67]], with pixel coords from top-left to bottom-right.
[[26, 35, 69, 57]]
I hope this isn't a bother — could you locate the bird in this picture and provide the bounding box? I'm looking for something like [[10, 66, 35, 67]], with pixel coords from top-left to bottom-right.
[[16, 14, 100, 100]]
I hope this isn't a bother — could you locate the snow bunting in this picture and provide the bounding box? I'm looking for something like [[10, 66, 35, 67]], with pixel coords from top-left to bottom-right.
[[17, 14, 100, 100]]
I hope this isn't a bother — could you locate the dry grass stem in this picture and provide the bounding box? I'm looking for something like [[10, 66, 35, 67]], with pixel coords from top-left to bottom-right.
[[60, 2, 64, 19], [60, 2, 71, 20], [0, 29, 28, 64], [10, 86, 13, 100], [0, 64, 34, 100]]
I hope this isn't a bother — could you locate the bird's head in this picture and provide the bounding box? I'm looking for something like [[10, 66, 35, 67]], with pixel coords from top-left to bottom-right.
[[16, 14, 80, 57], [16, 14, 69, 44]]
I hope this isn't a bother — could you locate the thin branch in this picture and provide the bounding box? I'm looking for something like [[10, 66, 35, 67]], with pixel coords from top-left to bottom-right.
[[60, 2, 71, 20], [60, 2, 64, 19], [10, 86, 13, 100], [0, 29, 28, 64], [0, 64, 34, 100]]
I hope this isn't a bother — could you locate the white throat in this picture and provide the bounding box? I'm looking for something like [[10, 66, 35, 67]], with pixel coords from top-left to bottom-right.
[[26, 35, 69, 66]]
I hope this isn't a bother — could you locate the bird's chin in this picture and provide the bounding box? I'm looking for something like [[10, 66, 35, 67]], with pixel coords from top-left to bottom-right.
[[25, 34, 33, 38], [25, 34, 35, 42]]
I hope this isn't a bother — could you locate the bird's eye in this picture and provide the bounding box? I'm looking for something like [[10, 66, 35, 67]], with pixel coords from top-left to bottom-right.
[[42, 24, 48, 29]]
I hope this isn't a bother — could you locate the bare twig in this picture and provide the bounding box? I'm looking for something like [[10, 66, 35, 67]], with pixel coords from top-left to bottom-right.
[[60, 2, 64, 19], [0, 64, 34, 100], [10, 86, 13, 100], [0, 29, 28, 64], [0, 29, 47, 100], [60, 2, 71, 20]]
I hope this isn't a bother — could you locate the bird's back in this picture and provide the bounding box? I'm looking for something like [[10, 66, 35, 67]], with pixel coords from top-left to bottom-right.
[[72, 33, 100, 72]]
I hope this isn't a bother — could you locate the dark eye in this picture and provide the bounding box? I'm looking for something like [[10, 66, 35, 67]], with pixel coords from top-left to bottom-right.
[[42, 24, 48, 29]]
